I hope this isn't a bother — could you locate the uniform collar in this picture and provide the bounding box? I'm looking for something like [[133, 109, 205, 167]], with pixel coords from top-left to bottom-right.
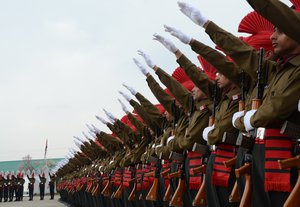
[[276, 53, 300, 71], [225, 87, 241, 100], [195, 98, 211, 109]]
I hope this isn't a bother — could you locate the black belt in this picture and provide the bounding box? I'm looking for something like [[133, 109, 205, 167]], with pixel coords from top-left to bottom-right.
[[236, 133, 255, 150], [281, 121, 300, 138], [222, 131, 254, 150], [192, 143, 210, 155], [222, 132, 239, 145], [169, 151, 184, 162]]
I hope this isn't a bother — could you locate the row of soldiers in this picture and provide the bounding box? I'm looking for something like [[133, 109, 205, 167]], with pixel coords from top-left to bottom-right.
[[0, 170, 56, 202], [55, 0, 300, 207]]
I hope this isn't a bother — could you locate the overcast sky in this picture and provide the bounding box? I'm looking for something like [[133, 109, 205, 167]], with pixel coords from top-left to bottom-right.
[[0, 0, 291, 162]]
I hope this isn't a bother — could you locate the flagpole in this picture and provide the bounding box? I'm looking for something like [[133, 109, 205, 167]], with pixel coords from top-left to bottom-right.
[[44, 139, 48, 169]]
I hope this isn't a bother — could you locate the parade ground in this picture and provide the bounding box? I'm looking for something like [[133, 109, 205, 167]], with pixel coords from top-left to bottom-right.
[[0, 195, 68, 207]]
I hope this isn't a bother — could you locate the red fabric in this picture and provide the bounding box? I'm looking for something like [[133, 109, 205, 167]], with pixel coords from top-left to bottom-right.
[[136, 165, 151, 191], [172, 67, 191, 83], [212, 144, 236, 187], [120, 115, 138, 132], [155, 104, 166, 114], [112, 170, 122, 187], [263, 129, 292, 192], [238, 11, 274, 52], [181, 81, 195, 92], [123, 169, 132, 188], [197, 55, 217, 80], [188, 152, 203, 190]]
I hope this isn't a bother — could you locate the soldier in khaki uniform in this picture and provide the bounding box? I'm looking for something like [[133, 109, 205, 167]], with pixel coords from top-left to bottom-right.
[[178, 2, 300, 207], [39, 172, 46, 200], [0, 172, 4, 202], [27, 171, 35, 201], [133, 54, 212, 206], [165, 9, 275, 200], [49, 172, 56, 200], [153, 32, 241, 207]]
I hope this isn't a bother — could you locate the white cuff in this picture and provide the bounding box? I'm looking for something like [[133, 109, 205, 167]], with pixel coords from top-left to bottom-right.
[[166, 135, 175, 145], [244, 109, 256, 132], [298, 100, 300, 112], [155, 144, 162, 148], [232, 111, 244, 129], [202, 125, 214, 141]]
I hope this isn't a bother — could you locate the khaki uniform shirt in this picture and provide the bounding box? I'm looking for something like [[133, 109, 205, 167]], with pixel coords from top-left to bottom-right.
[[177, 54, 240, 144], [155, 66, 212, 150], [129, 99, 158, 132], [146, 74, 189, 152], [205, 21, 300, 128], [135, 92, 165, 129]]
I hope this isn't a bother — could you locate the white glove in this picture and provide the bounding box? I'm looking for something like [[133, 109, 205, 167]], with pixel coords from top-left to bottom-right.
[[119, 91, 132, 102], [82, 131, 92, 141], [137, 50, 156, 68], [96, 115, 108, 125], [202, 125, 214, 141], [88, 131, 97, 139], [298, 100, 300, 112], [232, 111, 245, 129], [153, 34, 178, 53], [91, 124, 101, 134], [86, 124, 96, 133], [244, 109, 257, 132], [133, 58, 149, 76], [177, 1, 208, 27], [164, 25, 192, 44], [118, 98, 129, 113], [103, 109, 116, 123], [166, 135, 175, 145], [122, 83, 137, 95]]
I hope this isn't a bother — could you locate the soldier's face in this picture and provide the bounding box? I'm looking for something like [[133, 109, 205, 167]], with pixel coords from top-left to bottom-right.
[[191, 86, 204, 101], [215, 73, 231, 89], [271, 27, 300, 56]]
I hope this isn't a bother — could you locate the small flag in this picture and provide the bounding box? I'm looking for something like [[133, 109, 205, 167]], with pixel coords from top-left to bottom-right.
[[44, 139, 48, 159]]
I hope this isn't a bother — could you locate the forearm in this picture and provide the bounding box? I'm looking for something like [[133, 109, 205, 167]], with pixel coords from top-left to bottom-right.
[[155, 67, 191, 111], [205, 21, 258, 80], [146, 75, 174, 114], [135, 92, 164, 126], [176, 54, 214, 99], [189, 39, 241, 87]]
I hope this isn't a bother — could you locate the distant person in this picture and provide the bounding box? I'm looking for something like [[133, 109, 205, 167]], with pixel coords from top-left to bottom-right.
[[8, 171, 15, 202], [3, 172, 9, 202], [0, 171, 4, 202], [49, 172, 56, 200], [39, 172, 46, 200], [27, 170, 35, 201], [16, 171, 25, 201]]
